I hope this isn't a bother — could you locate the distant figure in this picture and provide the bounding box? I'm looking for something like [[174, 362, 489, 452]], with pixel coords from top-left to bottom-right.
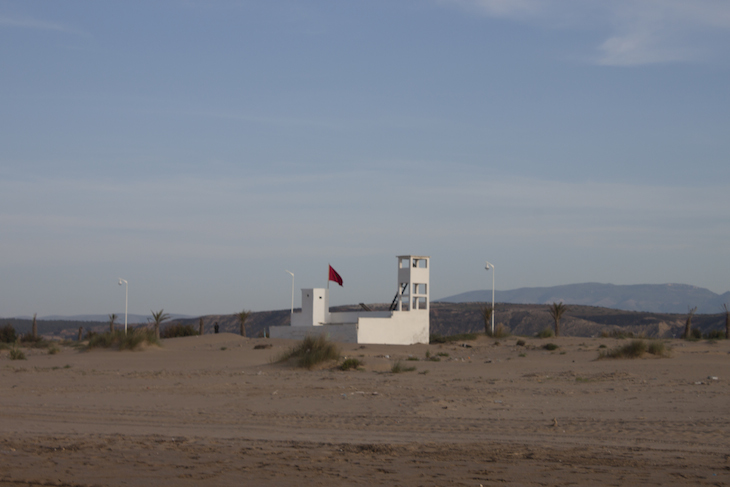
[[214, 322, 219, 334], [77, 326, 83, 341]]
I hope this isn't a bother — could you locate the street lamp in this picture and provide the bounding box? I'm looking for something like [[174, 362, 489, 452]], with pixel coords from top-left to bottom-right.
[[118, 278, 128, 334], [285, 270, 294, 320], [485, 262, 495, 335]]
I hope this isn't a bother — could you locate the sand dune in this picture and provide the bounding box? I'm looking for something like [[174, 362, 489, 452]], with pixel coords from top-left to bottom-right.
[[2, 333, 729, 486]]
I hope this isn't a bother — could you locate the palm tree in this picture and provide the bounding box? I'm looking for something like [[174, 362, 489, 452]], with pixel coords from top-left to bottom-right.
[[108, 313, 117, 332], [683, 306, 698, 339], [150, 309, 171, 340], [237, 310, 251, 337], [548, 302, 569, 337], [480, 305, 494, 335], [723, 304, 729, 340]]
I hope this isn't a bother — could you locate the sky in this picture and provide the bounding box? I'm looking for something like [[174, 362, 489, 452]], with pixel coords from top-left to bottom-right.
[[1, 0, 729, 318]]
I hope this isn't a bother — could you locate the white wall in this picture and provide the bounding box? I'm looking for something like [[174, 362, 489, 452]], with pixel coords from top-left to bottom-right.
[[356, 310, 429, 345], [269, 323, 358, 342], [329, 310, 392, 324], [292, 288, 329, 327]]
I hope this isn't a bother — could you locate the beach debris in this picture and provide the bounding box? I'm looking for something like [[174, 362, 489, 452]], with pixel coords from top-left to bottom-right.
[[460, 343, 472, 348], [552, 418, 559, 427], [708, 376, 719, 381]]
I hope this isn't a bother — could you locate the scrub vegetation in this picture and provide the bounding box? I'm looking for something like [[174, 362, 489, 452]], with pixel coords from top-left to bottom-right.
[[277, 335, 341, 369], [87, 328, 160, 351], [598, 340, 670, 359]]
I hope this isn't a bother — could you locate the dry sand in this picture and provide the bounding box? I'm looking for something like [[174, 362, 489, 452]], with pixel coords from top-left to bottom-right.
[[1, 334, 729, 486]]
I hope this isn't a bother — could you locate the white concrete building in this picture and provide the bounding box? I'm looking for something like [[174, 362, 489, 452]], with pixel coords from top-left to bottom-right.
[[269, 255, 430, 345]]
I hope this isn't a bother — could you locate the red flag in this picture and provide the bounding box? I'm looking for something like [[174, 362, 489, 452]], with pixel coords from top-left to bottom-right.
[[328, 265, 343, 287]]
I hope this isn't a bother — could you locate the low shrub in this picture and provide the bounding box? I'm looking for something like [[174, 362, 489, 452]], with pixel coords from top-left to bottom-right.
[[647, 340, 670, 357], [486, 325, 510, 338], [598, 340, 648, 359], [48, 344, 60, 355], [705, 330, 726, 340], [543, 343, 559, 351], [10, 348, 26, 360], [429, 333, 478, 344], [0, 324, 17, 343], [277, 335, 340, 369], [20, 334, 46, 347], [600, 329, 636, 339], [406, 356, 419, 361], [161, 324, 199, 339], [391, 360, 416, 373], [87, 328, 159, 351], [536, 328, 554, 338], [340, 358, 363, 371], [515, 339, 526, 347], [690, 328, 702, 339]]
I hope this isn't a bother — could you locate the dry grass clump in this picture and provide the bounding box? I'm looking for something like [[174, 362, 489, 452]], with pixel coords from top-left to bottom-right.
[[486, 325, 510, 339], [536, 328, 554, 338], [160, 324, 199, 339], [87, 328, 160, 351], [646, 340, 670, 357], [685, 328, 702, 341], [277, 335, 340, 369], [0, 324, 17, 343], [391, 360, 416, 373], [543, 343, 559, 351], [340, 358, 363, 371], [600, 329, 639, 339], [598, 339, 670, 359], [20, 334, 49, 348], [705, 330, 726, 340], [10, 347, 26, 360], [429, 333, 478, 344]]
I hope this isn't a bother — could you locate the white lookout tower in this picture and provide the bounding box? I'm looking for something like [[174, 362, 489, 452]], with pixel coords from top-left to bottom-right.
[[393, 255, 430, 313], [269, 254, 430, 345]]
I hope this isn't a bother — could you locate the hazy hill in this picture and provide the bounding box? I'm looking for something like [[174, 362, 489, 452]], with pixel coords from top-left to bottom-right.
[[438, 283, 730, 314], [165, 302, 728, 340], [3, 302, 726, 340], [27, 313, 191, 323]]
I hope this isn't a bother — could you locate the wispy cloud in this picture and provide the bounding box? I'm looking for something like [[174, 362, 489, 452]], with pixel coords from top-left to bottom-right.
[[442, 0, 730, 65], [0, 15, 87, 36]]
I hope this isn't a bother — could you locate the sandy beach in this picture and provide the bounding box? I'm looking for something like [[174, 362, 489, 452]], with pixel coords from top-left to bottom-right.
[[1, 334, 729, 486]]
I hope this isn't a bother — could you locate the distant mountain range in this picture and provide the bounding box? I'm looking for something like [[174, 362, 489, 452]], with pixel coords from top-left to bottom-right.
[[5, 313, 192, 323], [438, 283, 730, 314]]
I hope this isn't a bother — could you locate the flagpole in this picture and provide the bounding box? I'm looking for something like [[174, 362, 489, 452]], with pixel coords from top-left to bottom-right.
[[327, 264, 330, 290]]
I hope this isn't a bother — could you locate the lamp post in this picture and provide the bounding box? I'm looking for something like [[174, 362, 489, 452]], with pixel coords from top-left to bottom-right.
[[118, 278, 128, 334], [285, 270, 294, 320], [485, 262, 495, 335]]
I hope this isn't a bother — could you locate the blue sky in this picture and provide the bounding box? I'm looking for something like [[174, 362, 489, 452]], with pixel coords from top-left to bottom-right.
[[2, 0, 729, 317]]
